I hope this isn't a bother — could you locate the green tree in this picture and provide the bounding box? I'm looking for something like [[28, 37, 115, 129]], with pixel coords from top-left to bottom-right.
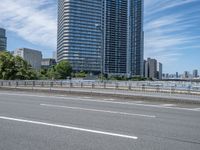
[[54, 60, 72, 79], [38, 68, 49, 80], [47, 66, 59, 80], [15, 56, 37, 80], [0, 51, 37, 80], [45, 61, 72, 80], [75, 71, 87, 78], [0, 52, 17, 80]]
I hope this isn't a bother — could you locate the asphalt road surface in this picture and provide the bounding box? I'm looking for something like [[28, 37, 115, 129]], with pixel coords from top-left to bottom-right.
[[0, 91, 200, 150]]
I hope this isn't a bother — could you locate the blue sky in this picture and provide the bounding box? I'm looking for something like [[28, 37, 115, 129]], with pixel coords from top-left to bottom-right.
[[0, 0, 200, 74]]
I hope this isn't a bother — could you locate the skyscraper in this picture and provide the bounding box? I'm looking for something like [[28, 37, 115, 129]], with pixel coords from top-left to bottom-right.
[[57, 0, 144, 76], [193, 69, 198, 78], [183, 71, 189, 79], [157, 62, 163, 80], [144, 60, 149, 78], [103, 0, 144, 77], [0, 28, 7, 51], [144, 58, 158, 79], [57, 0, 102, 73]]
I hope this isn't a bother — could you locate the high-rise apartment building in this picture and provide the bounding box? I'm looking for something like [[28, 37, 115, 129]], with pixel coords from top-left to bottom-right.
[[103, 0, 144, 77], [144, 60, 149, 78], [57, 0, 102, 73], [144, 58, 162, 80], [0, 28, 7, 51], [193, 69, 198, 78], [57, 0, 144, 76], [176, 72, 179, 78], [157, 62, 163, 80], [148, 58, 157, 79], [183, 71, 189, 79]]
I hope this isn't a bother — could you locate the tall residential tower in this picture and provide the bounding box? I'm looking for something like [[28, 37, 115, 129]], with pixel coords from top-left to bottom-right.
[[57, 0, 144, 76], [103, 0, 144, 77], [0, 28, 7, 51], [57, 0, 102, 73]]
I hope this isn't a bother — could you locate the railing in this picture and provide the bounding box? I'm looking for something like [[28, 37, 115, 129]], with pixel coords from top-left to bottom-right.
[[0, 80, 200, 98]]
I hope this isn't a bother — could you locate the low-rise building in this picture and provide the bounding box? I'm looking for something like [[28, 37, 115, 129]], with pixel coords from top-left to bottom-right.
[[14, 48, 42, 70], [41, 58, 56, 69]]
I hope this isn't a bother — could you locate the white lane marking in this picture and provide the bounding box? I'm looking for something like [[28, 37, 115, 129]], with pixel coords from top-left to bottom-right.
[[160, 104, 176, 107], [83, 97, 92, 99], [103, 98, 115, 101], [132, 101, 144, 104], [192, 108, 200, 111], [0, 92, 200, 112], [0, 116, 138, 140], [40, 104, 156, 118]]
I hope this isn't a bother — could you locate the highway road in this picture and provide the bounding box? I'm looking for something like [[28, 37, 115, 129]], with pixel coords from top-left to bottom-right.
[[0, 91, 200, 150]]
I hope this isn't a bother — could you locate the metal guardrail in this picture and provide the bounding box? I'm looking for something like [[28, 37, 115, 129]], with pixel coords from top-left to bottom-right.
[[0, 80, 200, 97]]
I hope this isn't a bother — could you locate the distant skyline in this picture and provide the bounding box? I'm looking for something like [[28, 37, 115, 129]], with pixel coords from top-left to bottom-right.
[[0, 0, 200, 74]]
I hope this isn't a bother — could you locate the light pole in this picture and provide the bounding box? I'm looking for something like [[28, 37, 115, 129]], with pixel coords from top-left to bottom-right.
[[95, 24, 104, 81]]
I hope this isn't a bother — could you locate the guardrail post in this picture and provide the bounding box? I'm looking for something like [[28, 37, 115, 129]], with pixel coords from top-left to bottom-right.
[[8, 81, 11, 86], [188, 86, 191, 94], [156, 85, 160, 92], [171, 87, 175, 94], [51, 82, 53, 87], [60, 81, 62, 87], [70, 82, 73, 88], [103, 82, 106, 89], [81, 82, 83, 88], [142, 84, 145, 91], [92, 83, 95, 89], [1, 81, 3, 86], [16, 81, 18, 87], [41, 82, 44, 87], [33, 81, 35, 87], [115, 83, 118, 90], [128, 84, 131, 90]]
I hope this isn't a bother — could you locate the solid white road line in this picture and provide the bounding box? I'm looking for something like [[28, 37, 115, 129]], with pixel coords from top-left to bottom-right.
[[0, 92, 200, 112], [40, 104, 156, 118], [0, 116, 138, 140]]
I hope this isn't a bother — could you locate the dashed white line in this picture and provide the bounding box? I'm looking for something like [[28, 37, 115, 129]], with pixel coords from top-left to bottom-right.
[[40, 103, 156, 118], [83, 97, 92, 99], [0, 116, 138, 140], [160, 104, 176, 107], [192, 108, 200, 111], [103, 98, 115, 101]]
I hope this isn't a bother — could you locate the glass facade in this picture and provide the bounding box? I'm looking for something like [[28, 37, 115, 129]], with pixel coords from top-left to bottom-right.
[[57, 0, 102, 73], [129, 0, 144, 76], [103, 0, 144, 77], [57, 0, 144, 76], [0, 28, 7, 51], [104, 0, 128, 75]]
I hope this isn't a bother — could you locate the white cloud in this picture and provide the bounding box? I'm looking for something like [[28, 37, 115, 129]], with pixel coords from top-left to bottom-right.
[[0, 0, 200, 69], [144, 0, 200, 66], [0, 0, 57, 50]]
